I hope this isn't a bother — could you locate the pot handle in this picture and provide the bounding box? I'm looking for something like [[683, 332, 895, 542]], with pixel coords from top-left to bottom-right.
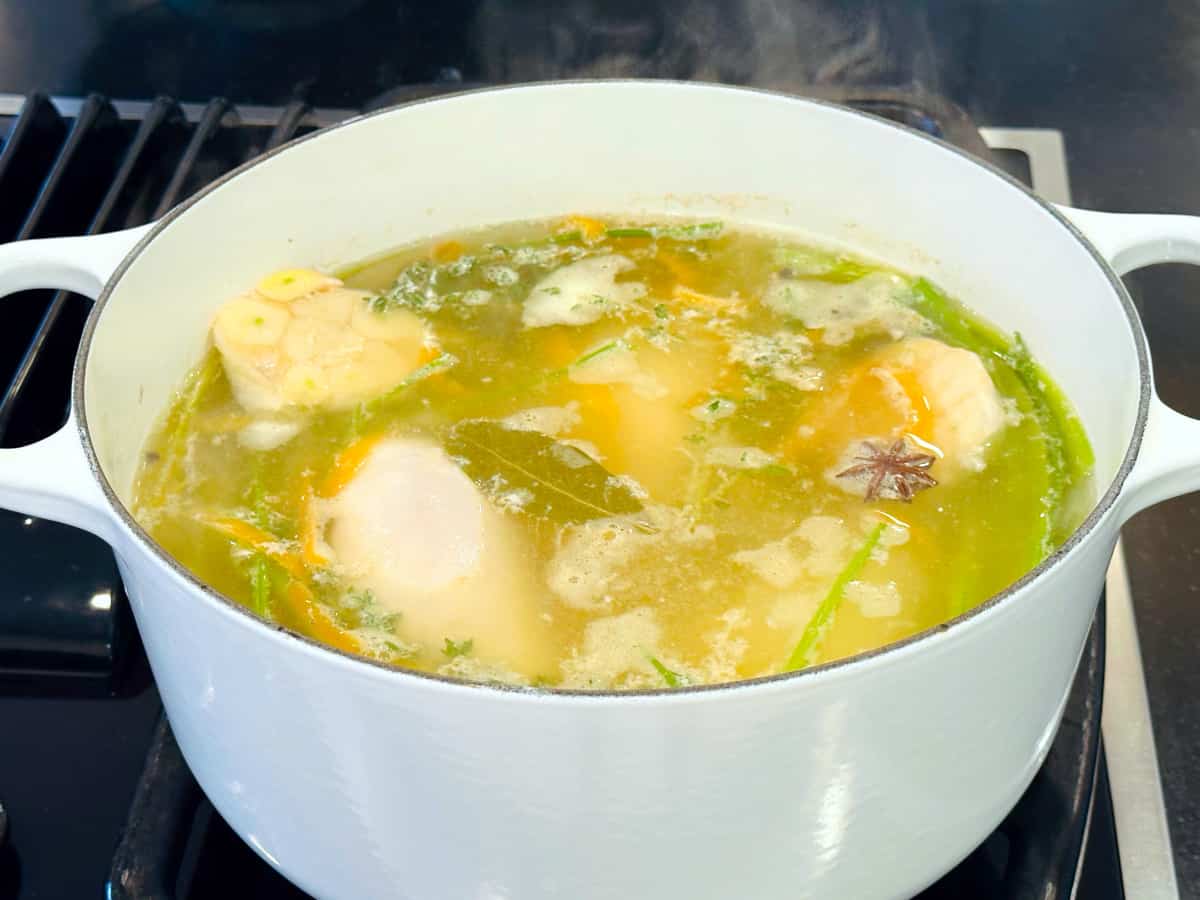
[[0, 226, 150, 540], [1062, 206, 1200, 517]]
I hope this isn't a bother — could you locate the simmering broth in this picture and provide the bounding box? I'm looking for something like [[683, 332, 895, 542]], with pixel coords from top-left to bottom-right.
[[132, 216, 1093, 689]]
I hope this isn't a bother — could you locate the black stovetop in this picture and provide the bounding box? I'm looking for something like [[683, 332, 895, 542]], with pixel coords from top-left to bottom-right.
[[0, 87, 1122, 900]]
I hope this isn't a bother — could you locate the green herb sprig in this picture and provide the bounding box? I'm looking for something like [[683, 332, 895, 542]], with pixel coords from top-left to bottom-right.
[[647, 654, 687, 687], [606, 222, 723, 241], [785, 523, 887, 671], [443, 637, 474, 658]]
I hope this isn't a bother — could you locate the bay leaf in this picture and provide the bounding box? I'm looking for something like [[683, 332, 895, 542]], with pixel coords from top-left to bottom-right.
[[446, 419, 646, 525]]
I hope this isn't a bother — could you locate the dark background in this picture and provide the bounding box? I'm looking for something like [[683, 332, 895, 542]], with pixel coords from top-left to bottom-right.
[[1, 0, 1198, 892]]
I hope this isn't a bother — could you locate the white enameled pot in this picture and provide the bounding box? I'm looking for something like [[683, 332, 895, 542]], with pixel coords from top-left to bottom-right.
[[0, 82, 1197, 900]]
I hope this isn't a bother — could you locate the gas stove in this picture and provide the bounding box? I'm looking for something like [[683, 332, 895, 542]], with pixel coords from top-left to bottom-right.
[[0, 87, 1177, 899]]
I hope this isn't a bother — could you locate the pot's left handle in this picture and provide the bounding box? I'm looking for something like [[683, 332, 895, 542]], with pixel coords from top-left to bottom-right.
[[1063, 206, 1200, 518], [0, 226, 151, 541]]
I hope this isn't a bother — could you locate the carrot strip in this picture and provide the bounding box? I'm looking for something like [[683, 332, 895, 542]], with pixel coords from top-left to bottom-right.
[[571, 383, 624, 469], [205, 516, 305, 578], [297, 475, 330, 567], [431, 240, 464, 262], [566, 214, 605, 241], [282, 581, 360, 655], [319, 432, 387, 498], [672, 284, 739, 309]]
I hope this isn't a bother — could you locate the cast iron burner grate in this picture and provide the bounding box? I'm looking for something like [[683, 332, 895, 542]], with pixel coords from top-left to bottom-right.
[[0, 87, 1116, 899]]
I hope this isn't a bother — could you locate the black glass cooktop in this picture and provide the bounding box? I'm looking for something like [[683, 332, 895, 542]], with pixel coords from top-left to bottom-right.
[[0, 87, 1121, 900]]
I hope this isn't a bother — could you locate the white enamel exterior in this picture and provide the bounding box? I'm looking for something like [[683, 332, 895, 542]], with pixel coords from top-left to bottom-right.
[[0, 83, 1197, 900]]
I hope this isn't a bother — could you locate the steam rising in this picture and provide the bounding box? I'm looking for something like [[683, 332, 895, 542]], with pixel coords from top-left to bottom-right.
[[470, 0, 944, 92]]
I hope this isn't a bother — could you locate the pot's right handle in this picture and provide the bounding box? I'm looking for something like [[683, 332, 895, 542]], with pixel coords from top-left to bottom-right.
[[0, 226, 150, 540], [1063, 206, 1200, 517]]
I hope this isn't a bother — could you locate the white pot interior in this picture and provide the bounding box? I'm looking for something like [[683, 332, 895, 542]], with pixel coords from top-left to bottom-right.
[[82, 81, 1142, 512]]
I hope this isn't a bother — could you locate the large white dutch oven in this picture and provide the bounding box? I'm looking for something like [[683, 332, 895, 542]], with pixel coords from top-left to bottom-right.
[[0, 81, 1196, 900]]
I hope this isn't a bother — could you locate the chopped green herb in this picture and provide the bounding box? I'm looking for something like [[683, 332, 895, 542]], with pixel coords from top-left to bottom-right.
[[145, 350, 221, 505], [774, 245, 875, 284], [646, 654, 686, 687], [906, 277, 1012, 357], [443, 637, 474, 658], [382, 640, 416, 658], [249, 556, 271, 615], [653, 303, 670, 320], [785, 523, 887, 671], [570, 339, 627, 369], [345, 588, 375, 608], [371, 259, 439, 313], [446, 255, 475, 277], [606, 222, 724, 241]]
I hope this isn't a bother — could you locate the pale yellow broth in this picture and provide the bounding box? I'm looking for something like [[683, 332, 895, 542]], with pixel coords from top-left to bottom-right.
[[131, 216, 1094, 689]]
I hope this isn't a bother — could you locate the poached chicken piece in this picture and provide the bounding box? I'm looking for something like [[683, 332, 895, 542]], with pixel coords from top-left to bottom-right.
[[325, 438, 552, 679], [212, 269, 430, 414]]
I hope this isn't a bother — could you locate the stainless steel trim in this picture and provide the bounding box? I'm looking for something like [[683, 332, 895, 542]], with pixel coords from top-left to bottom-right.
[[1103, 544, 1181, 899], [1069, 751, 1101, 900], [983, 125, 1181, 900], [979, 128, 1073, 206]]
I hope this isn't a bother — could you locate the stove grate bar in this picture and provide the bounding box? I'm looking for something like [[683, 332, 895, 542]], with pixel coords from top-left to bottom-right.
[[0, 99, 184, 437], [0, 91, 300, 684]]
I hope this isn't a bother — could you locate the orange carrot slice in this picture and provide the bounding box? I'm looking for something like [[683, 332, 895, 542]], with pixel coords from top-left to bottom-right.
[[672, 284, 739, 309], [319, 432, 387, 498], [297, 476, 329, 567], [566, 214, 605, 241], [205, 516, 305, 578], [282, 581, 360, 655], [431, 240, 465, 262]]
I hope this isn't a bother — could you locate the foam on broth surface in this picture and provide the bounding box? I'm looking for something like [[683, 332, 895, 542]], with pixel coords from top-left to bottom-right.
[[131, 216, 1094, 689]]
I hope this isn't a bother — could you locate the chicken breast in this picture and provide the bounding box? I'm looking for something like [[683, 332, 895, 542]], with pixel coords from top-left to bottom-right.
[[212, 269, 430, 413], [325, 438, 552, 678], [887, 337, 1008, 471], [794, 336, 1009, 486]]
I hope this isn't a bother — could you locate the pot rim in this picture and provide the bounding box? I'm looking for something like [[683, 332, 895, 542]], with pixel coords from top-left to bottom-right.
[[73, 79, 1150, 699]]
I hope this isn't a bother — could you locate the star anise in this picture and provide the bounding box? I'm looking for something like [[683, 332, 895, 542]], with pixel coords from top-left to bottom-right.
[[836, 438, 938, 502]]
